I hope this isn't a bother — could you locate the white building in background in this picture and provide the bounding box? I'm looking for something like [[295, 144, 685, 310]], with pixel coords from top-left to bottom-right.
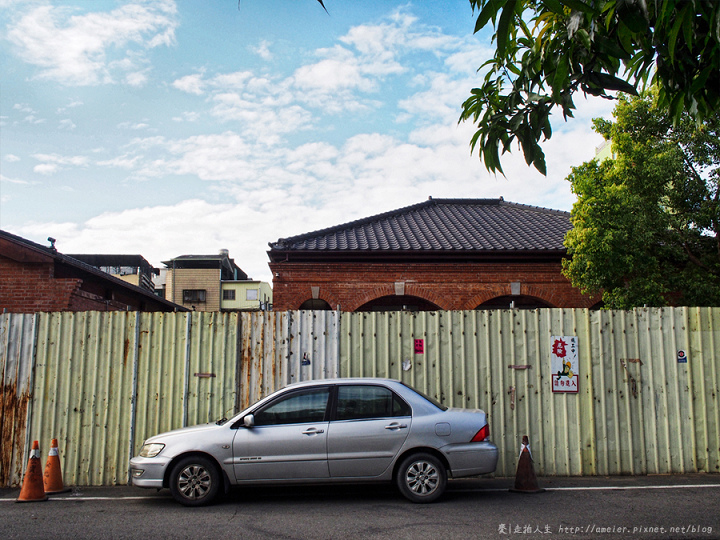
[[163, 249, 272, 312]]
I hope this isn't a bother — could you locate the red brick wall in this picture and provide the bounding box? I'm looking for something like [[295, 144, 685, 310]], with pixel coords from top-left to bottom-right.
[[269, 260, 597, 311], [0, 257, 126, 313], [0, 258, 79, 312]]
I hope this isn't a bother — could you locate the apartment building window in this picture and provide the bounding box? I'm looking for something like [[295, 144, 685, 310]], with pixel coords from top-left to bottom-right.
[[223, 289, 236, 301], [246, 289, 258, 301], [183, 289, 207, 303]]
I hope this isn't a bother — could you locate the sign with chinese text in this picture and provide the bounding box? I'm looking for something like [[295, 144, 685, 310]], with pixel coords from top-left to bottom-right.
[[551, 336, 578, 393], [414, 339, 424, 354]]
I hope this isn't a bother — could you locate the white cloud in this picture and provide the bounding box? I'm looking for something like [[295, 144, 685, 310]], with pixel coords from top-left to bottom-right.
[[4, 154, 21, 162], [59, 118, 76, 130], [57, 100, 84, 114], [96, 155, 140, 169], [252, 40, 273, 61], [6, 2, 177, 86], [31, 153, 89, 175], [125, 70, 149, 87], [117, 121, 150, 130], [1, 173, 29, 184], [172, 73, 205, 95], [33, 163, 59, 175]]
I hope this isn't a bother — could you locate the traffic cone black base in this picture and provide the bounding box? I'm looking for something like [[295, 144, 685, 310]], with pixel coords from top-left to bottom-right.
[[509, 435, 545, 494]]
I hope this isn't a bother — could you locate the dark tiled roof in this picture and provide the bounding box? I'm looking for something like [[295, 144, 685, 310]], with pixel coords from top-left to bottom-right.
[[269, 198, 570, 253]]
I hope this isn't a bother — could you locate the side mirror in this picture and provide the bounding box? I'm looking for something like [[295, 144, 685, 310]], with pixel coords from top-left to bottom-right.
[[243, 414, 255, 428]]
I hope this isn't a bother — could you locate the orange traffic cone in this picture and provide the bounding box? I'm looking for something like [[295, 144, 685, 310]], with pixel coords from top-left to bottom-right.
[[16, 441, 48, 503], [509, 435, 545, 494], [44, 438, 71, 494]]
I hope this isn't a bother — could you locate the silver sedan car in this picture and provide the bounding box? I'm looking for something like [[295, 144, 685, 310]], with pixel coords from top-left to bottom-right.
[[129, 378, 498, 506]]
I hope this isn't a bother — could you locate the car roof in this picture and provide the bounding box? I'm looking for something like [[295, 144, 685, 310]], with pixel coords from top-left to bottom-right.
[[283, 377, 402, 389]]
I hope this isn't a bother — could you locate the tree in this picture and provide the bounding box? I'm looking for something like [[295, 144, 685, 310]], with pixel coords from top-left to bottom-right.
[[562, 91, 720, 308], [460, 0, 720, 175]]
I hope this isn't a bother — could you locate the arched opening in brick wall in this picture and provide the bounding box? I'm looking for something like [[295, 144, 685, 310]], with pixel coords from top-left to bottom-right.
[[355, 294, 441, 312], [299, 298, 333, 310], [475, 295, 555, 310]]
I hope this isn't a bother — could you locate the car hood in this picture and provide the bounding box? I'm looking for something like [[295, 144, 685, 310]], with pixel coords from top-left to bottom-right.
[[144, 422, 220, 443]]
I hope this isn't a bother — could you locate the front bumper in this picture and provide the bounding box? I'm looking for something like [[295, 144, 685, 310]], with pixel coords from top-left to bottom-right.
[[128, 455, 172, 489]]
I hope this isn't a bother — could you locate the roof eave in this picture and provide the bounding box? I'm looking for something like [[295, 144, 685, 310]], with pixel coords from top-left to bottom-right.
[[268, 248, 568, 264]]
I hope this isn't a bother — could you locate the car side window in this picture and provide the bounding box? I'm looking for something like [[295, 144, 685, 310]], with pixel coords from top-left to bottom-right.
[[254, 388, 330, 426], [336, 385, 411, 421]]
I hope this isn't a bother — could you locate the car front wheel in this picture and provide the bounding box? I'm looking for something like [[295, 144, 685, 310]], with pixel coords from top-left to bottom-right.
[[396, 452, 447, 503], [169, 456, 220, 507]]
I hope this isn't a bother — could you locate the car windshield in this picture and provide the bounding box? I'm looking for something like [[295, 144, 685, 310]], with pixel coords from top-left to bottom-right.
[[402, 383, 448, 411]]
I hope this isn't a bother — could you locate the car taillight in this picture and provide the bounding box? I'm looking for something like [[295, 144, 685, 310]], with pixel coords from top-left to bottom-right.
[[471, 424, 489, 442]]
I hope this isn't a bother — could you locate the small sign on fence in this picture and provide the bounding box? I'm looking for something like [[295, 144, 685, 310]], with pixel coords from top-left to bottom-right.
[[551, 336, 579, 393]]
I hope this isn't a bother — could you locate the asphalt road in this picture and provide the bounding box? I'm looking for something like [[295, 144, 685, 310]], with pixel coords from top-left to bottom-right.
[[2, 475, 719, 540]]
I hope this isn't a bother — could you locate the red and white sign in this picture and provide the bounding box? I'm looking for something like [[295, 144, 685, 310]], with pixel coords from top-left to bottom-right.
[[551, 336, 578, 393]]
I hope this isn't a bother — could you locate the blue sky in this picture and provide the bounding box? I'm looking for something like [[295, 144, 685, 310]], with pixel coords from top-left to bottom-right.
[[0, 0, 613, 283]]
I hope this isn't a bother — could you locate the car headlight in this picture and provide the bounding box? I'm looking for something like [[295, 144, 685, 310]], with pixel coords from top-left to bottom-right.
[[139, 443, 165, 458]]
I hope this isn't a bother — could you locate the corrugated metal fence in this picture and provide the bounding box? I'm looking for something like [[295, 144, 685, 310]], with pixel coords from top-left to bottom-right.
[[1, 308, 718, 487]]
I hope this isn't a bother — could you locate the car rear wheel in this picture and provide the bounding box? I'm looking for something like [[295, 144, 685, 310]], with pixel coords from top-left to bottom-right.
[[396, 452, 447, 503], [169, 456, 220, 507]]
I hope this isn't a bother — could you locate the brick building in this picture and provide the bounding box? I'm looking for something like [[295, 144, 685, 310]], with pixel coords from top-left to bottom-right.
[[268, 198, 598, 312], [0, 230, 185, 313]]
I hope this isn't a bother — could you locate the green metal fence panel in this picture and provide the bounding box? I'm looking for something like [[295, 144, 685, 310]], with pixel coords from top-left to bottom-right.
[[339, 308, 720, 478], [28, 312, 245, 486], [183, 312, 240, 428], [30, 312, 137, 486], [132, 311, 188, 459]]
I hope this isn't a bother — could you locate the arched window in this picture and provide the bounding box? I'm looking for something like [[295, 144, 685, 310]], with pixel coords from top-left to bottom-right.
[[356, 295, 441, 312], [299, 299, 333, 310]]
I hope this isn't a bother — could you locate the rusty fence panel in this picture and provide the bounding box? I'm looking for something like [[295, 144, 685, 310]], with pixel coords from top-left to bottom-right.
[[237, 310, 341, 410], [339, 308, 720, 478], [0, 313, 36, 487]]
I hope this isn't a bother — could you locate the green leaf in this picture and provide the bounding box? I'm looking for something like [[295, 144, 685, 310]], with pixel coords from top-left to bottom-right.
[[496, 0, 518, 58], [474, 0, 502, 34], [667, 6, 686, 62], [576, 28, 592, 51], [533, 149, 547, 176], [589, 72, 638, 94]]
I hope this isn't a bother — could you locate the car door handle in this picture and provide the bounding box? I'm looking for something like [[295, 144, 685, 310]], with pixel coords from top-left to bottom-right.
[[385, 423, 408, 430], [302, 428, 325, 435]]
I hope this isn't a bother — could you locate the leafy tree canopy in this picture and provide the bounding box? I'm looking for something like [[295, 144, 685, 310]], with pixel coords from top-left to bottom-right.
[[461, 0, 720, 175], [562, 91, 720, 309]]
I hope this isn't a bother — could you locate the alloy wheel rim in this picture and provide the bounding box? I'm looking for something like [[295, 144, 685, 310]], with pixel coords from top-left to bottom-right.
[[406, 460, 439, 494], [178, 465, 211, 499]]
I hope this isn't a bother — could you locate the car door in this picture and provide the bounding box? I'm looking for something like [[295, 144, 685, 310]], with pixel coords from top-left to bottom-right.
[[232, 386, 330, 481], [327, 384, 411, 478]]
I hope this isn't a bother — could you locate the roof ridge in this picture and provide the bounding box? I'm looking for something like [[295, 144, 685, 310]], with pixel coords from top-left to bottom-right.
[[497, 199, 570, 216]]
